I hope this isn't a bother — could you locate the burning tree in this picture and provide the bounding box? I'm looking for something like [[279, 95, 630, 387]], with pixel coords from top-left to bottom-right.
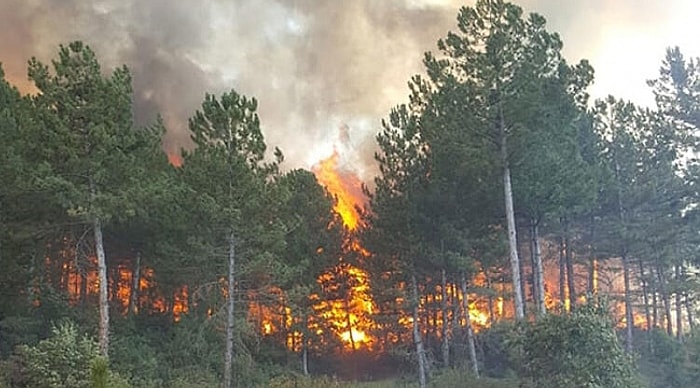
[[365, 0, 596, 384], [273, 168, 345, 374]]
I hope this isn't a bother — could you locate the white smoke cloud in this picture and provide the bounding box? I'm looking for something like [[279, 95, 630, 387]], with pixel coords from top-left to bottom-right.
[[1, 0, 698, 180]]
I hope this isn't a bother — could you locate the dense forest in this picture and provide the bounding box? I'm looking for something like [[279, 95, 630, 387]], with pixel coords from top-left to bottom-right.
[[2, 1, 700, 387]]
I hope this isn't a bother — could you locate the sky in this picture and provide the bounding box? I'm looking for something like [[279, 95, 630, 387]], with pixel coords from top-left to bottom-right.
[[1, 0, 699, 180]]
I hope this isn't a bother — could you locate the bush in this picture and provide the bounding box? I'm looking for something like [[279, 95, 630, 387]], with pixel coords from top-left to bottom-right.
[[510, 301, 642, 388], [7, 320, 131, 388], [478, 322, 518, 378], [109, 326, 163, 387], [636, 328, 700, 388], [11, 320, 99, 388], [429, 368, 518, 388]]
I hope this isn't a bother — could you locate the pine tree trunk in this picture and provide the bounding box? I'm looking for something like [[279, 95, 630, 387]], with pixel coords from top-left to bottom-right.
[[589, 258, 598, 294], [564, 218, 576, 310], [440, 269, 450, 367], [639, 260, 652, 332], [80, 260, 88, 307], [559, 234, 567, 308], [622, 253, 634, 353], [500, 126, 524, 320], [485, 269, 495, 324], [652, 276, 659, 329], [588, 216, 597, 295], [129, 252, 140, 316], [531, 220, 545, 316], [519, 242, 529, 315], [411, 275, 428, 388], [224, 231, 236, 388], [675, 264, 683, 340], [656, 264, 673, 336], [683, 266, 695, 332], [613, 155, 633, 351], [94, 217, 109, 359], [686, 294, 695, 332], [110, 266, 118, 303], [302, 339, 309, 376], [529, 228, 537, 310], [460, 272, 479, 378]]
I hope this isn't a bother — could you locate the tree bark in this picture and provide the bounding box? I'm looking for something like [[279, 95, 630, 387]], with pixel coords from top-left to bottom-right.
[[559, 234, 567, 308], [675, 264, 683, 340], [440, 269, 450, 367], [485, 268, 495, 324], [652, 275, 659, 329], [302, 337, 309, 376], [94, 217, 109, 359], [531, 220, 546, 316], [564, 218, 576, 310], [656, 264, 673, 336], [79, 257, 88, 307], [622, 253, 634, 353], [588, 216, 597, 295], [639, 260, 652, 332], [411, 275, 428, 388], [460, 272, 479, 378], [683, 266, 695, 332], [223, 231, 236, 388], [129, 252, 141, 316], [613, 152, 633, 352], [519, 242, 529, 316], [500, 117, 524, 320]]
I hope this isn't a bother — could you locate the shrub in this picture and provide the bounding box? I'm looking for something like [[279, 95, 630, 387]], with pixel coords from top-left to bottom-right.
[[12, 320, 98, 388], [429, 368, 518, 388], [7, 320, 131, 388], [510, 301, 642, 388]]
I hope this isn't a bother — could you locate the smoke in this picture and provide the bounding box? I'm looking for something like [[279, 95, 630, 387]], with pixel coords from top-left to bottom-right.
[[1, 0, 698, 178]]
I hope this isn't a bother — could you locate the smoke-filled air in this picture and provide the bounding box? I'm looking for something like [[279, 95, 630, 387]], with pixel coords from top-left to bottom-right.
[[1, 1, 700, 387]]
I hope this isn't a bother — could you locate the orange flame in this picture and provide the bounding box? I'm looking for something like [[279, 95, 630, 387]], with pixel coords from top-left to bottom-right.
[[167, 152, 183, 167], [312, 151, 365, 231], [57, 248, 188, 320], [313, 150, 377, 350]]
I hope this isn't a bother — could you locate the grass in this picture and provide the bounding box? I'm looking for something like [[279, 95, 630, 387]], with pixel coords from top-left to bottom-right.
[[268, 369, 519, 388]]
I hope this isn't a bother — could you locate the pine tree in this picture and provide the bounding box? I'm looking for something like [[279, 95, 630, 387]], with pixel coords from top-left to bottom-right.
[[182, 89, 283, 388], [421, 0, 591, 319], [27, 42, 160, 357]]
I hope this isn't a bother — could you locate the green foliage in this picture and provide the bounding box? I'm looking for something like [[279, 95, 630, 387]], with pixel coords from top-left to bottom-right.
[[479, 322, 518, 378], [510, 301, 641, 388], [0, 315, 41, 357], [90, 356, 109, 388], [4, 16, 700, 388], [109, 329, 162, 387], [636, 329, 700, 388], [159, 317, 222, 382], [429, 369, 518, 388], [269, 375, 348, 388], [11, 321, 98, 388]]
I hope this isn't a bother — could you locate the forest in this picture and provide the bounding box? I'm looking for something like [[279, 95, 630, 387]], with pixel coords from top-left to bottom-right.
[[1, 1, 700, 387]]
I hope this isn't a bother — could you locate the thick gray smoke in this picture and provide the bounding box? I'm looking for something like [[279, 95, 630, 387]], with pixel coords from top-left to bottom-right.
[[1, 0, 697, 178]]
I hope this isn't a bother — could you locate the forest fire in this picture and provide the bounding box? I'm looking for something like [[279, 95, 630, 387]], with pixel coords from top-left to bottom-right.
[[312, 150, 377, 350], [312, 151, 365, 231], [41, 141, 648, 359], [244, 144, 651, 355], [54, 251, 188, 321]]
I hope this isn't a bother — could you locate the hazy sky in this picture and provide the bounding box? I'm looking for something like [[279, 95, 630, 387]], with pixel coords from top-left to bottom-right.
[[1, 0, 698, 179]]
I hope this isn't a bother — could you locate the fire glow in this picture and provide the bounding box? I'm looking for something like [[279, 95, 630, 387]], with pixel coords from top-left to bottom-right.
[[312, 151, 365, 231], [312, 150, 377, 350]]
